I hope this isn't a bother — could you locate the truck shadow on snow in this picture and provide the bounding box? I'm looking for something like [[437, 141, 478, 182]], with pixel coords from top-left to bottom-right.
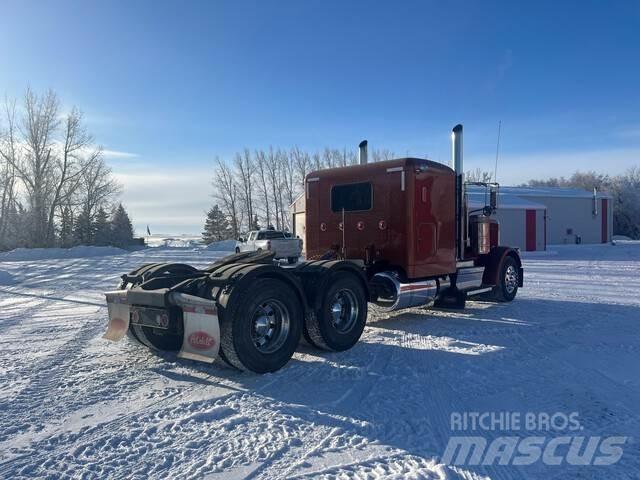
[[162, 296, 640, 478]]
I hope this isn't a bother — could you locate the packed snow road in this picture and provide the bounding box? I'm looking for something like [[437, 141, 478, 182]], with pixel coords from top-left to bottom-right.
[[0, 244, 639, 479]]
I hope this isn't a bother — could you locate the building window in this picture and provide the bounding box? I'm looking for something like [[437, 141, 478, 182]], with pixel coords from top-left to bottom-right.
[[331, 182, 372, 212]]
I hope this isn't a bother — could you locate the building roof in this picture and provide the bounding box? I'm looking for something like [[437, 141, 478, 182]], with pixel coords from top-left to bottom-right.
[[497, 186, 612, 199], [466, 188, 547, 211]]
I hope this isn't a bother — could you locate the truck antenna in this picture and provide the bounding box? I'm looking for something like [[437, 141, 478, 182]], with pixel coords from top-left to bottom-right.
[[493, 120, 501, 183]]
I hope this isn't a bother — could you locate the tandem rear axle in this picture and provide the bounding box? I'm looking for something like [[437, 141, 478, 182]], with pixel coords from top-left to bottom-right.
[[104, 249, 522, 373]]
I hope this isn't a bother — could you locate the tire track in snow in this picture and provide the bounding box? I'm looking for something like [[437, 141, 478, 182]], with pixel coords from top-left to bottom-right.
[[0, 362, 315, 478], [0, 303, 104, 442]]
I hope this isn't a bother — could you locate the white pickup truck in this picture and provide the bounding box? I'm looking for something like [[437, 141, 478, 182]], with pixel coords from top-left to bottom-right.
[[235, 229, 303, 264]]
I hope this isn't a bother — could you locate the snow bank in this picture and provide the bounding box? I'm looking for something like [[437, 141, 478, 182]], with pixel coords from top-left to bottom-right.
[[145, 235, 203, 248], [0, 246, 128, 261], [204, 239, 237, 251], [0, 269, 17, 285]]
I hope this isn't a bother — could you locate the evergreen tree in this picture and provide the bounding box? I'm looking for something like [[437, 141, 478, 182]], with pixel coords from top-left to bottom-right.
[[59, 206, 74, 247], [0, 204, 28, 250], [202, 204, 230, 244], [73, 207, 94, 245], [110, 204, 134, 248], [93, 207, 111, 246]]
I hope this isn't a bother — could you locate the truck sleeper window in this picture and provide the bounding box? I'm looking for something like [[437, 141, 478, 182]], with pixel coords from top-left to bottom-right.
[[331, 182, 372, 212]]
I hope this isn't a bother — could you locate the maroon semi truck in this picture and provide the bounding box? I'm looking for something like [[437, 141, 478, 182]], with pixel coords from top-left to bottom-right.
[[104, 124, 522, 373]]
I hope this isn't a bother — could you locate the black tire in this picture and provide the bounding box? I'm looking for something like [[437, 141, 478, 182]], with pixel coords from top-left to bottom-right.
[[306, 272, 367, 351], [492, 256, 519, 302], [287, 257, 298, 265], [119, 263, 187, 350], [135, 324, 182, 351], [219, 278, 302, 373]]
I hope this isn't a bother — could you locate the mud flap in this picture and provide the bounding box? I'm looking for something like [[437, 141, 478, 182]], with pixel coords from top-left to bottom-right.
[[170, 293, 220, 363], [103, 290, 131, 341]]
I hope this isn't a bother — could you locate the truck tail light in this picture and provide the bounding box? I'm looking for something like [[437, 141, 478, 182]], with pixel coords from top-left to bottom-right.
[[267, 240, 272, 250]]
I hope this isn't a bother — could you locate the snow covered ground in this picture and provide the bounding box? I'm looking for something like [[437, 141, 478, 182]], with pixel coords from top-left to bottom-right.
[[0, 244, 639, 479]]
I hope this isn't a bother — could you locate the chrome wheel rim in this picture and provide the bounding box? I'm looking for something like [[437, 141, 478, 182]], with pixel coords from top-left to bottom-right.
[[330, 289, 359, 333], [505, 265, 518, 294], [251, 299, 290, 354]]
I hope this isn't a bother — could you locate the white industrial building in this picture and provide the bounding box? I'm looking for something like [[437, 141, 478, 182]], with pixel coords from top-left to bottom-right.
[[492, 187, 612, 251], [292, 186, 613, 254]]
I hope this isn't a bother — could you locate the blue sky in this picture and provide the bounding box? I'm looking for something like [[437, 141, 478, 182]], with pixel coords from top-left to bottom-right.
[[1, 0, 639, 233]]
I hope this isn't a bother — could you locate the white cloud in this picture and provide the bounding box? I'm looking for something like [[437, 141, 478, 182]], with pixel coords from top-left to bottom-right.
[[102, 149, 139, 159], [113, 167, 213, 235]]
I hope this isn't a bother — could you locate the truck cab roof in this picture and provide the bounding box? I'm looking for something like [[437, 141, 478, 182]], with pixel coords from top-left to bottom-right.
[[305, 157, 454, 183]]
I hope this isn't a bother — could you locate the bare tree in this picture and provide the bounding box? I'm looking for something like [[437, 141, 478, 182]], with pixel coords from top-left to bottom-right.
[[8, 89, 61, 245], [312, 151, 322, 171], [0, 88, 123, 249], [213, 157, 240, 238], [263, 147, 284, 229], [45, 108, 102, 244], [280, 149, 297, 209], [466, 168, 493, 183], [290, 146, 310, 185], [371, 148, 395, 162], [72, 154, 121, 240], [0, 98, 19, 246], [255, 149, 272, 228], [322, 148, 335, 169], [234, 149, 254, 232]]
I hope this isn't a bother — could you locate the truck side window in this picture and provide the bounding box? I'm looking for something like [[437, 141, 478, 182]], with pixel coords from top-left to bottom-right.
[[331, 182, 372, 212]]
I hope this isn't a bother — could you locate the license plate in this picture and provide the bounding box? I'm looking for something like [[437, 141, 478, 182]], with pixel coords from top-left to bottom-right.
[[130, 307, 170, 330]]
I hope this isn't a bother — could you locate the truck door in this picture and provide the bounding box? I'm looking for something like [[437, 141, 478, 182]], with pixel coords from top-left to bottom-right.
[[415, 178, 437, 262]]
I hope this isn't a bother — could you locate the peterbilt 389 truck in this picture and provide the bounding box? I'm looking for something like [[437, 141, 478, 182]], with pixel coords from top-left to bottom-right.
[[104, 124, 523, 373]]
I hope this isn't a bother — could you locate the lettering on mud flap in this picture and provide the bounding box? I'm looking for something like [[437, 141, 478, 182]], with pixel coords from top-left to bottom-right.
[[188, 331, 215, 350], [178, 303, 220, 363]]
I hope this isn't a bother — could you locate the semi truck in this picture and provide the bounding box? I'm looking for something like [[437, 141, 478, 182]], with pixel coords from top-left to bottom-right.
[[103, 125, 523, 373]]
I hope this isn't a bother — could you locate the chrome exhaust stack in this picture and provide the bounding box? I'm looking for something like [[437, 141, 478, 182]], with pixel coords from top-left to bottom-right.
[[452, 124, 465, 260], [359, 140, 368, 165]]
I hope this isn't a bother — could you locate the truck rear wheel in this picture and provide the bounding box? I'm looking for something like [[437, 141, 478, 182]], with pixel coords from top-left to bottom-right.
[[491, 256, 519, 302], [306, 272, 367, 351], [219, 278, 302, 373]]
